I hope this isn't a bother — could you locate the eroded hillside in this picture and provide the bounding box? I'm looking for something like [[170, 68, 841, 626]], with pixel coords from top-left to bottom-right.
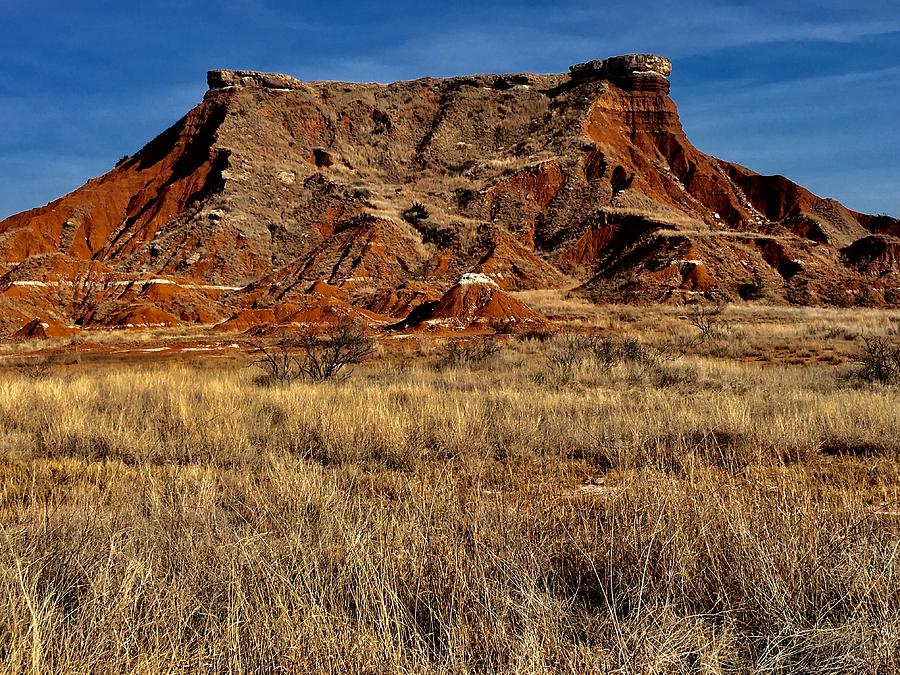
[[1, 54, 897, 336]]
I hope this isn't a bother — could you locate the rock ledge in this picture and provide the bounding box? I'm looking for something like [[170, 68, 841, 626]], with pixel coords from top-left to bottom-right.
[[207, 70, 304, 90], [569, 54, 672, 92], [570, 54, 672, 79]]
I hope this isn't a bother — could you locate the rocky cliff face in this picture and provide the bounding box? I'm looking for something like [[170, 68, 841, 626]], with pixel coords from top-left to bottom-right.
[[0, 54, 897, 334], [570, 54, 673, 93]]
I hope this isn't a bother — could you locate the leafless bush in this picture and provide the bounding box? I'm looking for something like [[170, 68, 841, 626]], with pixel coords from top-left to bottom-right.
[[16, 357, 53, 381], [253, 340, 304, 385], [647, 363, 698, 388], [607, 336, 653, 365], [548, 334, 661, 372], [436, 337, 501, 369], [543, 334, 691, 389], [857, 336, 900, 385], [686, 302, 728, 342], [298, 321, 375, 382], [492, 318, 519, 335], [517, 327, 552, 343], [254, 321, 375, 384], [547, 335, 594, 371]]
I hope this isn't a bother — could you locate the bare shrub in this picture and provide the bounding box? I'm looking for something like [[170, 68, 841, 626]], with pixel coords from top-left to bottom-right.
[[253, 340, 304, 384], [542, 334, 692, 390], [436, 337, 501, 369], [609, 336, 653, 365], [492, 318, 520, 335], [517, 327, 552, 343], [254, 321, 375, 384], [548, 334, 662, 372], [297, 321, 375, 382], [856, 336, 900, 385], [547, 334, 594, 371], [686, 302, 728, 342], [15, 356, 53, 380], [647, 362, 698, 388]]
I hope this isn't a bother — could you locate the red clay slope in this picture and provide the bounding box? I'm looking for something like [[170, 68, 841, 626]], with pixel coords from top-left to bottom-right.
[[394, 273, 545, 332]]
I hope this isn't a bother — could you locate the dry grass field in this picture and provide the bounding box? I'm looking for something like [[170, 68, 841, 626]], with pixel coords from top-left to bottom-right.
[[1, 305, 899, 673]]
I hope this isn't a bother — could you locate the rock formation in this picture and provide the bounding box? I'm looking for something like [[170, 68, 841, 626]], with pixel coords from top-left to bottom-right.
[[11, 317, 78, 339], [207, 70, 304, 91], [393, 273, 545, 332], [0, 54, 897, 336], [570, 54, 673, 92]]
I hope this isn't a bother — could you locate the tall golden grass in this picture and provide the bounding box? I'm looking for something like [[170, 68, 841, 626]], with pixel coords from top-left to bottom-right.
[[1, 327, 899, 672]]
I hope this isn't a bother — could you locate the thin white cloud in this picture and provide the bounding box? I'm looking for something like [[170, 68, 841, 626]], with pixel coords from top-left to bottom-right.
[[275, 6, 900, 85], [680, 65, 900, 117], [230, 0, 320, 33]]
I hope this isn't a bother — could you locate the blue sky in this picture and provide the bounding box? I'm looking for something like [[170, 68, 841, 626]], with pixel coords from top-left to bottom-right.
[[1, 0, 898, 219]]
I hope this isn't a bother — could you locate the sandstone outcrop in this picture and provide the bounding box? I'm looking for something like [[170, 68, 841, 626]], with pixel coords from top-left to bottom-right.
[[207, 70, 304, 90], [570, 53, 673, 92]]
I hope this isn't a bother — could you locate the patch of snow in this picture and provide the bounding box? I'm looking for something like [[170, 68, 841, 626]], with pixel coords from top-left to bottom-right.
[[458, 272, 498, 286], [107, 278, 243, 292], [640, 69, 668, 78], [191, 284, 244, 291]]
